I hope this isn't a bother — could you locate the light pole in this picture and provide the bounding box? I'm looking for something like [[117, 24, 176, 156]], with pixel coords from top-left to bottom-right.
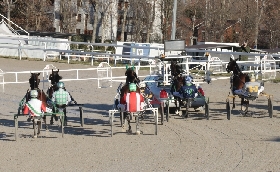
[[171, 0, 177, 40]]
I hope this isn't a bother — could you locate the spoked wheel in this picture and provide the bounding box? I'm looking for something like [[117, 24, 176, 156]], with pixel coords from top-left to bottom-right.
[[205, 97, 209, 120], [184, 99, 191, 118], [226, 99, 231, 120], [268, 97, 273, 118], [240, 99, 250, 117]]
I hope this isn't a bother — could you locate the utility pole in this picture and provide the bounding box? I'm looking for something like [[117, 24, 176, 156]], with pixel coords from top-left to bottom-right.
[[171, 0, 177, 40], [255, 0, 258, 49]]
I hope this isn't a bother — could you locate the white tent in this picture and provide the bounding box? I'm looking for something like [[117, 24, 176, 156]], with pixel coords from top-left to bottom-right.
[[0, 17, 68, 59]]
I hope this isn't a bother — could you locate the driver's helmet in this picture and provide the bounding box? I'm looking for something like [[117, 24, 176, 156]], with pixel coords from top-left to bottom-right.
[[185, 75, 193, 84], [57, 82, 64, 89], [129, 83, 137, 92], [30, 90, 38, 98], [139, 82, 146, 88]]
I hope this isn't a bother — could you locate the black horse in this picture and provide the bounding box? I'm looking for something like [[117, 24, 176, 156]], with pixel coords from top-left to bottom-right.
[[47, 69, 62, 98], [23, 73, 50, 134], [118, 66, 141, 132], [47, 69, 76, 125]]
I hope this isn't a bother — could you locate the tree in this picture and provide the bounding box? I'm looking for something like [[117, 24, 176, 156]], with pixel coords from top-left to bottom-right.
[[120, 0, 128, 42], [158, 0, 173, 43]]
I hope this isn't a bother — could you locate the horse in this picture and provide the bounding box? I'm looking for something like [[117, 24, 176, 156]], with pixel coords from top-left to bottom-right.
[[226, 57, 250, 111], [170, 60, 182, 77], [47, 69, 76, 125], [47, 69, 62, 98], [170, 75, 185, 115], [118, 66, 141, 132], [24, 73, 50, 135], [125, 65, 140, 85], [26, 73, 49, 108]]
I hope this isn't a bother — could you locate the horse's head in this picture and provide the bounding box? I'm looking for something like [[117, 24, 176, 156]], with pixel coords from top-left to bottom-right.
[[226, 57, 240, 74], [171, 61, 181, 76], [49, 69, 62, 85], [29, 73, 40, 90], [125, 65, 139, 84]]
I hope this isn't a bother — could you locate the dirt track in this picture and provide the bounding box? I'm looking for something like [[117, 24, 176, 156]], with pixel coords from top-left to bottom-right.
[[0, 58, 280, 172]]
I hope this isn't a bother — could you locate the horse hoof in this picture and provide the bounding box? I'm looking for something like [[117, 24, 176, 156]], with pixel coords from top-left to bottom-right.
[[136, 131, 141, 135], [33, 135, 37, 138]]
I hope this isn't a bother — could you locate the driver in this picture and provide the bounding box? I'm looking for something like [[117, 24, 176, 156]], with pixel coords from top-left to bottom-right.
[[52, 82, 73, 106], [179, 76, 198, 98], [139, 82, 153, 99], [120, 83, 144, 112], [23, 90, 46, 117]]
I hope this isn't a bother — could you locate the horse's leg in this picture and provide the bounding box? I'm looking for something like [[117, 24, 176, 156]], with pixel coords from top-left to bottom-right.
[[127, 113, 132, 133], [63, 108, 67, 126], [135, 115, 140, 135], [33, 118, 37, 138], [122, 112, 127, 132], [37, 120, 41, 137], [232, 97, 235, 109]]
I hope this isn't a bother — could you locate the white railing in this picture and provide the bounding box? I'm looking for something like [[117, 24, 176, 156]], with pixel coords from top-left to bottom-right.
[[0, 64, 156, 92]]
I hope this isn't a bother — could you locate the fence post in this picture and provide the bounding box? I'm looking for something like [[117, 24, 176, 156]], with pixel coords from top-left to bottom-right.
[[43, 42, 47, 61], [18, 43, 22, 60]]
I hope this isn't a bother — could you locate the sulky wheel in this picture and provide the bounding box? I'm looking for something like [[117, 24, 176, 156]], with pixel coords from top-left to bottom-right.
[[160, 103, 164, 125], [205, 97, 209, 120], [166, 101, 169, 122], [226, 99, 231, 120], [268, 97, 273, 118], [184, 99, 190, 118]]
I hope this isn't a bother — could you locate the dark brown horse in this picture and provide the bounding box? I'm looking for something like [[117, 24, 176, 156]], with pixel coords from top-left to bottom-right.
[[47, 69, 62, 98], [170, 60, 182, 77], [26, 73, 49, 108], [24, 73, 50, 133], [226, 57, 250, 109], [47, 69, 76, 125], [125, 65, 140, 85], [117, 67, 141, 132]]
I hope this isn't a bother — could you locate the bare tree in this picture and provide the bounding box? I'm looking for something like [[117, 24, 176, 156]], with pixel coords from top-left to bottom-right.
[[59, 0, 77, 34], [0, 0, 17, 26], [120, 0, 128, 42], [158, 0, 173, 43]]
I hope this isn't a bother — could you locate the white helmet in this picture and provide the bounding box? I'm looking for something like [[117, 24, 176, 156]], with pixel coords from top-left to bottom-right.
[[30, 90, 38, 98], [139, 82, 146, 88]]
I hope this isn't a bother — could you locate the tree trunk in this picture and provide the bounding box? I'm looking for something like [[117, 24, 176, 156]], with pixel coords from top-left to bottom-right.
[[121, 2, 127, 42], [92, 3, 99, 43]]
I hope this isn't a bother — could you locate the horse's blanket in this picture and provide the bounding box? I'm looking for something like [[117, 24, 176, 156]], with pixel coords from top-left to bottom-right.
[[120, 92, 144, 112]]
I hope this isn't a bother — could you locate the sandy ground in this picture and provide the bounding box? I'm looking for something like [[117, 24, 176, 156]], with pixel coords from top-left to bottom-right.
[[0, 58, 280, 172]]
